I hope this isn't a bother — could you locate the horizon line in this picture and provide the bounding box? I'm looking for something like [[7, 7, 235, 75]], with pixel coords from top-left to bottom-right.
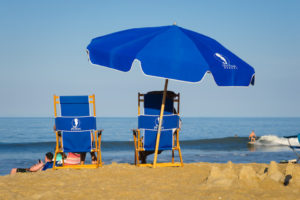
[[1, 116, 300, 118]]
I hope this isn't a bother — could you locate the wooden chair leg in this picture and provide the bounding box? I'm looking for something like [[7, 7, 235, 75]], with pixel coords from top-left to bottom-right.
[[98, 150, 102, 167], [178, 147, 183, 166], [98, 133, 102, 167], [172, 150, 175, 164], [133, 131, 140, 166], [53, 151, 58, 170]]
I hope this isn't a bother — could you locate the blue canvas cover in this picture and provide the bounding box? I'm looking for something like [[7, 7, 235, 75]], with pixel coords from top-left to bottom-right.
[[141, 91, 178, 151], [60, 96, 90, 116], [144, 91, 175, 115]]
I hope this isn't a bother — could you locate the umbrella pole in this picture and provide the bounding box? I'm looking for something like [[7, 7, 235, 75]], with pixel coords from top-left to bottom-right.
[[153, 79, 169, 168]]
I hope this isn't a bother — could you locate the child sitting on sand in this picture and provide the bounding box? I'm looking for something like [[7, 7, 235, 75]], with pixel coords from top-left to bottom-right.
[[10, 152, 54, 174]]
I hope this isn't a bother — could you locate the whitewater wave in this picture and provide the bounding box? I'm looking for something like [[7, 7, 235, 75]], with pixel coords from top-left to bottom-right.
[[256, 135, 300, 147], [0, 136, 299, 152]]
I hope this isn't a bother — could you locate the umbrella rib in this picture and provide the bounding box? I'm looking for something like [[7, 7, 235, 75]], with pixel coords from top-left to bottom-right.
[[177, 27, 215, 67]]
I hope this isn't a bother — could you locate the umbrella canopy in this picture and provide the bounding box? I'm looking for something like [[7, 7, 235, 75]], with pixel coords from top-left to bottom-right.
[[86, 25, 255, 168], [87, 25, 255, 86]]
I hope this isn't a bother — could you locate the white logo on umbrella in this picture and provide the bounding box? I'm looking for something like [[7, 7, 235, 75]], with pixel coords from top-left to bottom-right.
[[214, 53, 238, 70], [215, 53, 228, 65]]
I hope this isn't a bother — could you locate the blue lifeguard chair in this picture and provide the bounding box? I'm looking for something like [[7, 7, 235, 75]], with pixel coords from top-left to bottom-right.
[[53, 95, 102, 169], [133, 91, 183, 167]]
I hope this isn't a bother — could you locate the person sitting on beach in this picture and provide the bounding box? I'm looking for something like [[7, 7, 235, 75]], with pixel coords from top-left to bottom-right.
[[249, 131, 256, 142], [64, 152, 81, 165], [61, 152, 98, 165], [10, 152, 54, 174], [80, 152, 98, 165]]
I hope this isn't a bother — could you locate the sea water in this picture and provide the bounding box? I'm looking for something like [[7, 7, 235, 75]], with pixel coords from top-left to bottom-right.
[[0, 117, 300, 175]]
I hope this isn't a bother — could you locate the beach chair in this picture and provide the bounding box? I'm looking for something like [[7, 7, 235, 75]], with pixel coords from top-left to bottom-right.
[[284, 134, 300, 163], [133, 91, 183, 167], [53, 95, 102, 169]]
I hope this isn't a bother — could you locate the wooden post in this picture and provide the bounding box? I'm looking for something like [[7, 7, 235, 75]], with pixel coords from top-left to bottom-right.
[[92, 94, 96, 117], [53, 95, 58, 117], [153, 79, 169, 168]]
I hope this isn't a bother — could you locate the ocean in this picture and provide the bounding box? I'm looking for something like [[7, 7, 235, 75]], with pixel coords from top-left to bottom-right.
[[1, 117, 300, 175]]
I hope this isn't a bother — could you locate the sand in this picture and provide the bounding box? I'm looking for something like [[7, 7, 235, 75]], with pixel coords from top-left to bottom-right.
[[1, 161, 300, 200]]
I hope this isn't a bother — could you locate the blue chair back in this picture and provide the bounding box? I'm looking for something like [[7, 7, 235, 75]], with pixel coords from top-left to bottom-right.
[[60, 96, 90, 116], [144, 91, 175, 115], [140, 91, 179, 151]]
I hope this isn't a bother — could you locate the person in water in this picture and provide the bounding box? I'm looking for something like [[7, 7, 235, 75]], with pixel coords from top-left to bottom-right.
[[10, 152, 54, 174], [249, 131, 256, 142]]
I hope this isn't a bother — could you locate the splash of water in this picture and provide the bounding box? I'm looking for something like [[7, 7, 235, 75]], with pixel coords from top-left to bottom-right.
[[256, 135, 300, 146]]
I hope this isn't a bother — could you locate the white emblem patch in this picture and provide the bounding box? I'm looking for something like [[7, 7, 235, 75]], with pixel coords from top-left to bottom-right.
[[214, 53, 238, 70], [71, 118, 81, 131], [154, 117, 164, 130]]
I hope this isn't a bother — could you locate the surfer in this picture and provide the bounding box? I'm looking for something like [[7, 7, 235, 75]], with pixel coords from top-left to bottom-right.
[[249, 131, 256, 142]]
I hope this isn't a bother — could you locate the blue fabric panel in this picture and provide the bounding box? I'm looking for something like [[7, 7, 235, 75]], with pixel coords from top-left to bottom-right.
[[179, 27, 255, 86], [144, 92, 174, 115], [60, 96, 89, 104], [62, 131, 92, 152], [138, 115, 179, 130], [87, 25, 255, 86], [55, 117, 96, 131], [298, 134, 300, 144], [60, 96, 90, 116], [144, 130, 173, 150], [87, 26, 169, 72], [136, 26, 209, 82]]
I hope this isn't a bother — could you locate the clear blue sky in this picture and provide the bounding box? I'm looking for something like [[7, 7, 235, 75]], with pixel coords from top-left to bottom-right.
[[0, 0, 299, 117]]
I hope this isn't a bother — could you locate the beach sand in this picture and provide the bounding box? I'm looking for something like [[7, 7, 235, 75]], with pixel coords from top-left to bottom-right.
[[1, 161, 300, 200]]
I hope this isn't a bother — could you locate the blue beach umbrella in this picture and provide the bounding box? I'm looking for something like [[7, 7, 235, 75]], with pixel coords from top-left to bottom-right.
[[86, 24, 255, 167]]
